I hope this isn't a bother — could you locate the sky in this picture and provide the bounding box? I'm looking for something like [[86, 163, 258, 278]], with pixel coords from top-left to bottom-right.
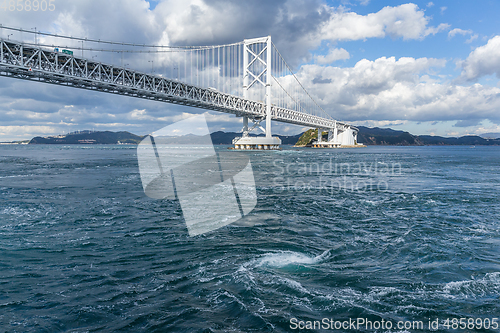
[[1, 0, 500, 141]]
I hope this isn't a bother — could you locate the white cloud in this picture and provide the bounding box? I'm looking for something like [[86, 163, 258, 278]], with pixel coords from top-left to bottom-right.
[[466, 34, 478, 44], [424, 23, 451, 37], [440, 6, 447, 14], [448, 28, 473, 38], [321, 3, 449, 42], [353, 120, 408, 127], [459, 35, 500, 80], [154, 0, 235, 44], [1, 0, 158, 45], [470, 122, 500, 135], [295, 55, 500, 124], [0, 125, 59, 140], [314, 48, 350, 64], [447, 28, 478, 44], [151, 0, 332, 66], [304, 56, 447, 101], [427, 2, 434, 8]]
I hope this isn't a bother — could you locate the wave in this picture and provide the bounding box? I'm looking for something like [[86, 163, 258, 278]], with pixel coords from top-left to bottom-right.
[[255, 249, 331, 268], [442, 272, 500, 298]]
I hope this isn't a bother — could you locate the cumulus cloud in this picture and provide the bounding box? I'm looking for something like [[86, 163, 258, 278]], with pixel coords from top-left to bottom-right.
[[314, 48, 350, 64], [448, 28, 478, 43], [459, 35, 500, 80], [296, 56, 500, 124], [153, 0, 331, 65], [321, 3, 449, 42], [352, 120, 408, 127], [466, 34, 478, 44], [0, 126, 60, 140], [1, 0, 158, 46], [448, 28, 473, 38]]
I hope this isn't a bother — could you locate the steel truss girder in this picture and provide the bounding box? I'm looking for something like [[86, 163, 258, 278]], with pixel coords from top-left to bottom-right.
[[0, 39, 357, 133]]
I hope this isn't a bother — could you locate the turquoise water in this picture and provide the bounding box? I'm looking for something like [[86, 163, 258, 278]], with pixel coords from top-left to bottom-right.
[[1, 145, 499, 332]]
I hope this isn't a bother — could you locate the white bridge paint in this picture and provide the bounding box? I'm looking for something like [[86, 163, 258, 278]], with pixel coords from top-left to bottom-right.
[[232, 136, 281, 150], [318, 127, 357, 145]]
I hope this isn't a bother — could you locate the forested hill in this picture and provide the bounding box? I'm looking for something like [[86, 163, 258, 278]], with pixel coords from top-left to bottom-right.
[[29, 131, 144, 144], [357, 126, 500, 145], [28, 130, 302, 145]]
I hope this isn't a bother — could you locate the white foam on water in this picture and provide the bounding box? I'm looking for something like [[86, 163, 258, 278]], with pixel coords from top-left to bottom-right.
[[276, 149, 302, 154], [442, 272, 500, 298], [255, 249, 331, 268], [0, 174, 30, 179], [279, 276, 311, 295]]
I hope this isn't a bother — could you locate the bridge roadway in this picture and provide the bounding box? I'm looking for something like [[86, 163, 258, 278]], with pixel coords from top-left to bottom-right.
[[0, 39, 355, 132]]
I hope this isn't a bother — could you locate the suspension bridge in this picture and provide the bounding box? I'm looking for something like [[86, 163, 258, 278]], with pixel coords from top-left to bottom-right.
[[0, 26, 361, 149]]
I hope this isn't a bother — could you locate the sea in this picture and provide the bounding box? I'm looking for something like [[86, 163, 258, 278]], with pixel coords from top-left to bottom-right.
[[1, 144, 499, 332]]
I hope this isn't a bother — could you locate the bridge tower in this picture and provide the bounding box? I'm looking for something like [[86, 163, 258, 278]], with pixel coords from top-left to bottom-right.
[[233, 36, 281, 150]]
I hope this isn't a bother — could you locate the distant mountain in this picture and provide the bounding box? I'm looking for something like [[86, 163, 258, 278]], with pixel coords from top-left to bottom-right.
[[29, 131, 145, 144], [418, 135, 500, 145], [351, 126, 500, 146], [357, 126, 408, 137], [356, 126, 422, 145]]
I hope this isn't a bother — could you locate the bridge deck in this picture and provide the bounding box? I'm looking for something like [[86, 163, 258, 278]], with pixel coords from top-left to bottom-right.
[[0, 39, 355, 132]]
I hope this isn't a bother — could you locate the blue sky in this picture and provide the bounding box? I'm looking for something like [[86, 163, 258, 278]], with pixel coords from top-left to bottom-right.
[[326, 1, 498, 76], [0, 0, 500, 140]]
